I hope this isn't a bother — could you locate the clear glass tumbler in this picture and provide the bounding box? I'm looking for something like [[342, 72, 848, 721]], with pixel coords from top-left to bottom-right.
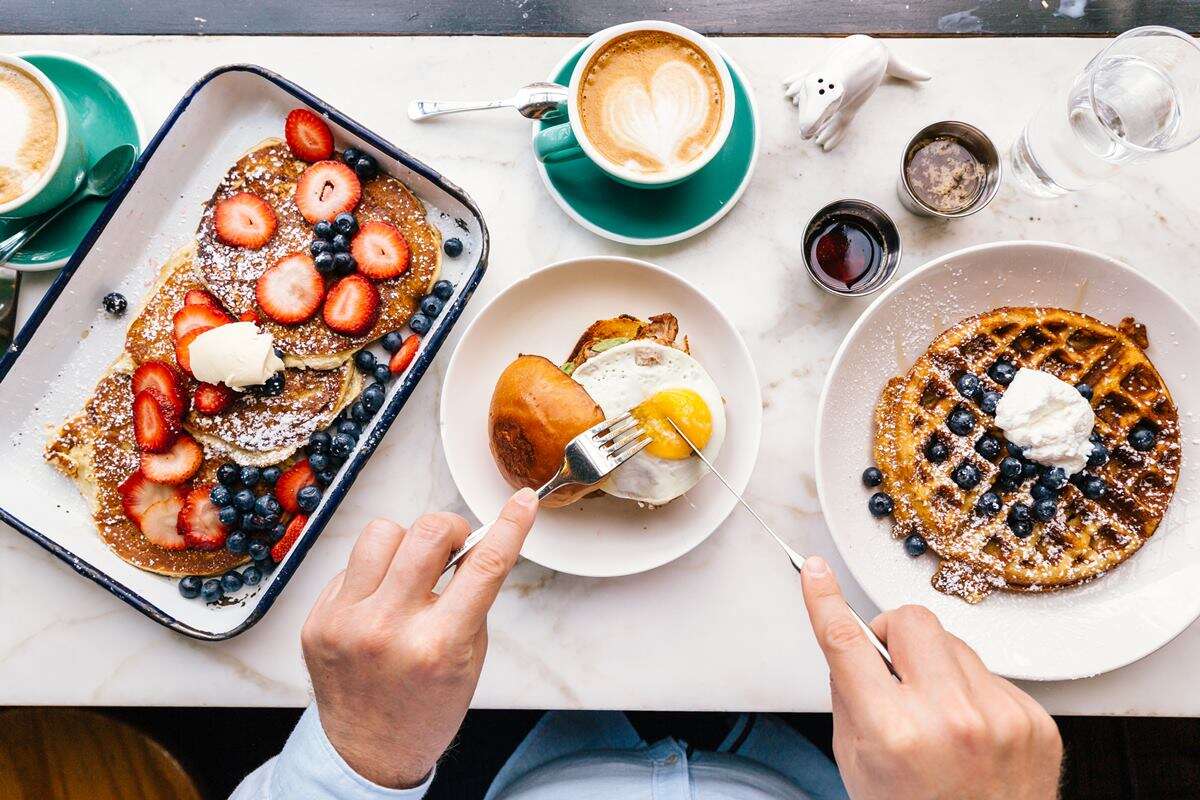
[[1010, 26, 1200, 197]]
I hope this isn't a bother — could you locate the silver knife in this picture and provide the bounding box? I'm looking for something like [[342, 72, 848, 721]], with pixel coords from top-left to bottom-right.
[[0, 268, 19, 353], [666, 417, 897, 675]]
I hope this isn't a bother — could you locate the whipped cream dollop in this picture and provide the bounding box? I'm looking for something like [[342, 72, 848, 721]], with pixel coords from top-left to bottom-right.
[[994, 367, 1095, 475], [187, 322, 284, 390]]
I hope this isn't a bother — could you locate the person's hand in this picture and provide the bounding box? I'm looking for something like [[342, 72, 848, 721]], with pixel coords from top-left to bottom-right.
[[800, 556, 1062, 800], [300, 488, 539, 789]]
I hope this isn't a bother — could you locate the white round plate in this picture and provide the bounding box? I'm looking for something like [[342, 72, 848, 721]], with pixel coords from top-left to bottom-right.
[[441, 256, 762, 577], [816, 241, 1200, 681]]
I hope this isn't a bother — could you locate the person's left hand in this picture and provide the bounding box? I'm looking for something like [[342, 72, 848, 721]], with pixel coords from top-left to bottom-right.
[[300, 488, 539, 789]]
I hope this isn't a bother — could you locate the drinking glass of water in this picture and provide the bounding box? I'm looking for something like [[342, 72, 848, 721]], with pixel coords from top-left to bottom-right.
[[1010, 26, 1200, 197]]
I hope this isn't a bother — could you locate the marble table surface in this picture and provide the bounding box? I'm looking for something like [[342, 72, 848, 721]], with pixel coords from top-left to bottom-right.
[[3, 35, 1199, 714]]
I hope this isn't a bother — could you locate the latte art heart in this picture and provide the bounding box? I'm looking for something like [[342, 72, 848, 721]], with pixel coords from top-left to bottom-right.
[[603, 62, 711, 171]]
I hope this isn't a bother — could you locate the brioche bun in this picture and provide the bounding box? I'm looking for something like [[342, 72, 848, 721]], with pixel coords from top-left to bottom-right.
[[488, 355, 604, 507]]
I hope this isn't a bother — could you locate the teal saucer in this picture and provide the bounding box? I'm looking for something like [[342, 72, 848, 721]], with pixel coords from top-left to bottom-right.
[[0, 53, 142, 271], [534, 42, 759, 246]]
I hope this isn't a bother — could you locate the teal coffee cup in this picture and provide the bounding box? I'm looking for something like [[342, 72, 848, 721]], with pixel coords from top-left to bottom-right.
[[533, 20, 736, 189], [0, 54, 88, 218]]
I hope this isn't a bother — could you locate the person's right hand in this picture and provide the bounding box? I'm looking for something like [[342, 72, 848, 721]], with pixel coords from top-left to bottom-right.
[[800, 556, 1063, 800]]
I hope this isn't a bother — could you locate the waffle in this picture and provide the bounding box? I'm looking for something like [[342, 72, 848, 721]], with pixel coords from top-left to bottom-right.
[[874, 307, 1181, 603]]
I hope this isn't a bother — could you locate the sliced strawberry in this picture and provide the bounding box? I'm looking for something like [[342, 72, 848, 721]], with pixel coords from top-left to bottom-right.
[[174, 326, 212, 375], [131, 361, 186, 416], [389, 334, 420, 375], [239, 308, 259, 323], [193, 382, 235, 415], [352, 221, 411, 281], [173, 303, 231, 341], [285, 108, 334, 162], [272, 514, 308, 562], [179, 485, 230, 551], [322, 274, 379, 337], [275, 459, 317, 514], [118, 470, 180, 524], [140, 434, 204, 484], [256, 253, 325, 325], [214, 192, 277, 249], [184, 288, 222, 309], [140, 495, 188, 550], [294, 161, 361, 224], [133, 388, 181, 453]]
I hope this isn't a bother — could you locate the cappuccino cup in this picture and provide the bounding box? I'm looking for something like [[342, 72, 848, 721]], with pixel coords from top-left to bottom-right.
[[534, 21, 736, 189], [0, 54, 87, 218]]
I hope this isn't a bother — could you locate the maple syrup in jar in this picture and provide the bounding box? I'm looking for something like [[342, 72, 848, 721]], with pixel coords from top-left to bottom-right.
[[807, 218, 882, 291]]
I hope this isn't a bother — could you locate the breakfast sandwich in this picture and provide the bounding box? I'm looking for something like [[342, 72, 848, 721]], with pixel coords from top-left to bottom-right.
[[489, 314, 725, 507]]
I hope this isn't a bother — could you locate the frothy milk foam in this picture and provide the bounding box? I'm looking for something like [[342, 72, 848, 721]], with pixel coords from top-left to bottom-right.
[[0, 64, 58, 205], [577, 31, 724, 175]]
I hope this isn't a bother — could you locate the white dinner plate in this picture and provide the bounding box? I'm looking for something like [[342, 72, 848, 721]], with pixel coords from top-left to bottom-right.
[[441, 256, 762, 577], [816, 241, 1200, 681]]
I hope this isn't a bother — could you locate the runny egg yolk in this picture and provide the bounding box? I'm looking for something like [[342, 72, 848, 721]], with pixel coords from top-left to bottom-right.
[[632, 388, 713, 459]]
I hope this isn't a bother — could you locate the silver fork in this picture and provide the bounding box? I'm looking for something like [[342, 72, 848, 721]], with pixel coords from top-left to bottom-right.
[[444, 411, 651, 573]]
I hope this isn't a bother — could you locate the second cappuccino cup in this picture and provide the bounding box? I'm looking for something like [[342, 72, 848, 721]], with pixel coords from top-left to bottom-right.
[[534, 20, 736, 189]]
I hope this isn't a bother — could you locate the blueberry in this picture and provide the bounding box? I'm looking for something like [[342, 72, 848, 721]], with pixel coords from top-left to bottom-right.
[[297, 485, 322, 513], [420, 295, 444, 318], [1039, 467, 1068, 491], [903, 534, 927, 557], [996, 474, 1022, 493], [308, 431, 331, 454], [220, 570, 244, 593], [354, 155, 378, 180], [362, 383, 385, 413], [254, 494, 281, 517], [1090, 430, 1102, 443], [354, 350, 377, 373], [1087, 442, 1109, 468], [337, 419, 360, 437], [1007, 503, 1033, 536], [1075, 382, 1093, 401], [233, 489, 255, 511], [341, 146, 362, 166], [217, 463, 240, 486], [988, 359, 1017, 385], [925, 439, 949, 464], [334, 212, 358, 236], [255, 555, 277, 574], [218, 505, 240, 527], [409, 313, 431, 335], [307, 452, 329, 472], [317, 468, 338, 486], [270, 523, 286, 542], [1031, 482, 1056, 503], [331, 233, 350, 253], [1129, 424, 1156, 452], [334, 251, 354, 272], [1006, 442, 1024, 459], [209, 484, 232, 507], [999, 456, 1023, 479], [350, 400, 371, 423], [1081, 475, 1107, 500], [979, 390, 1001, 416], [432, 279, 454, 300], [442, 237, 463, 258], [225, 530, 248, 555], [382, 331, 404, 353], [862, 467, 883, 487], [947, 405, 976, 436], [1021, 461, 1039, 480], [1033, 499, 1057, 522], [241, 513, 263, 532], [373, 364, 390, 384], [262, 466, 282, 486], [102, 291, 128, 316], [331, 433, 355, 458], [314, 251, 336, 273], [178, 575, 202, 599], [248, 539, 270, 562], [952, 462, 982, 490], [1011, 519, 1034, 538], [242, 565, 263, 586], [975, 491, 1002, 516], [237, 466, 259, 488], [867, 492, 894, 517], [956, 373, 982, 400], [201, 579, 224, 603], [975, 434, 1002, 460], [260, 371, 285, 397], [314, 220, 334, 240], [310, 238, 331, 257]]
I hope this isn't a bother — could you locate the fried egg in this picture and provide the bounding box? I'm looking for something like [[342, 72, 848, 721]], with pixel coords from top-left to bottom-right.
[[571, 340, 725, 505]]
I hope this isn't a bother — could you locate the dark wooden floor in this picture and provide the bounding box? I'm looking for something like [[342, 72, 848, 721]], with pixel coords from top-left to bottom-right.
[[87, 708, 1198, 798]]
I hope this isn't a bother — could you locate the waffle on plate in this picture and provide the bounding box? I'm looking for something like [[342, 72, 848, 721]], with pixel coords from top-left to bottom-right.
[[874, 306, 1181, 603]]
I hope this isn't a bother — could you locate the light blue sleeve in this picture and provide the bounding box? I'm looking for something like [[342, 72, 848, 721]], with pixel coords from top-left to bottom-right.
[[229, 704, 434, 800]]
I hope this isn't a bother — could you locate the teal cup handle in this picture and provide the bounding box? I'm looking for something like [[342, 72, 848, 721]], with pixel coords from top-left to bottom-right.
[[534, 122, 586, 164]]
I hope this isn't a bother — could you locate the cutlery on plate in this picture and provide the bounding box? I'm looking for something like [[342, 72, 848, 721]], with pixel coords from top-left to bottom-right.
[[0, 268, 19, 352], [408, 82, 568, 122], [0, 144, 139, 268], [444, 411, 651, 574], [666, 417, 897, 675]]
